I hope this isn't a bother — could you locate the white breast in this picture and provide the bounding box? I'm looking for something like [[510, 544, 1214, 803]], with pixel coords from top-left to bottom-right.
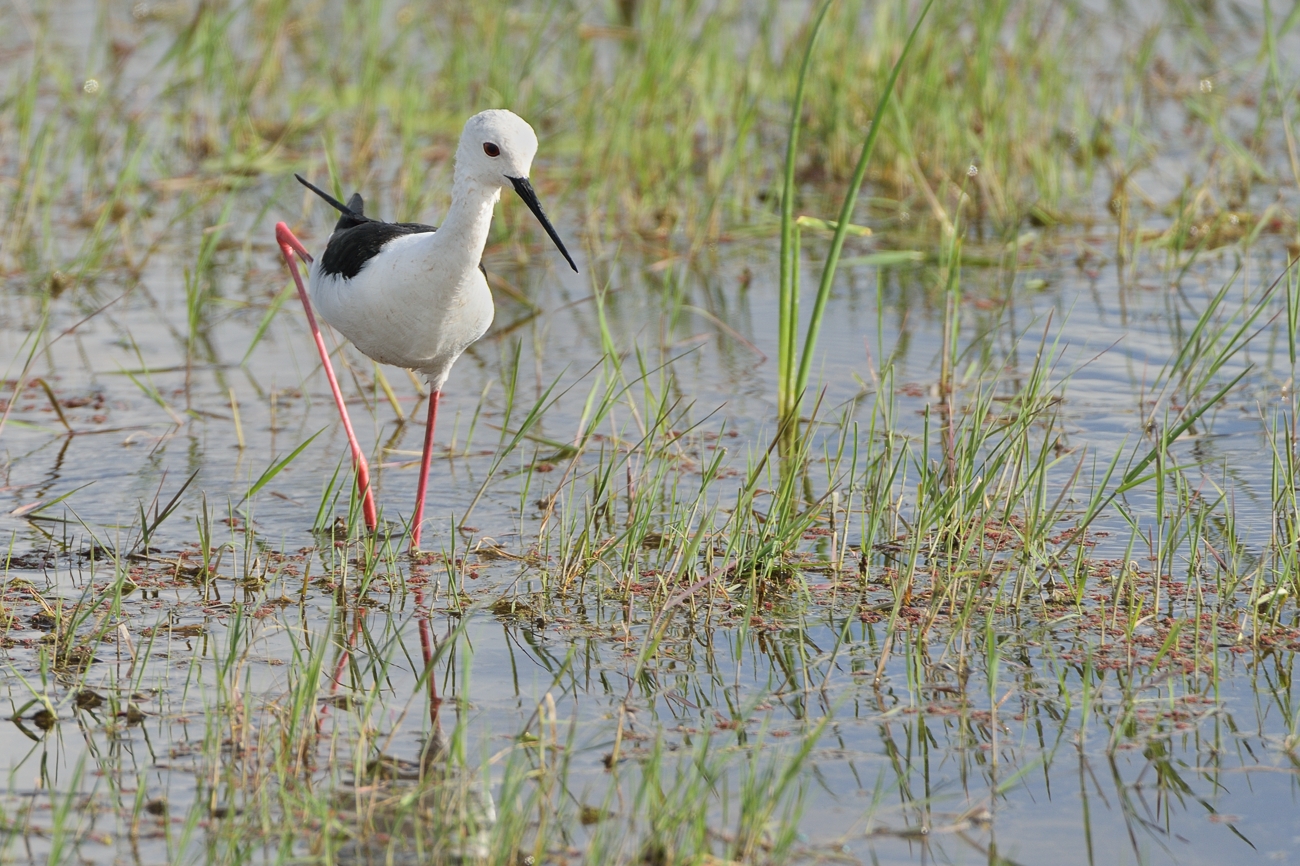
[[308, 231, 495, 391]]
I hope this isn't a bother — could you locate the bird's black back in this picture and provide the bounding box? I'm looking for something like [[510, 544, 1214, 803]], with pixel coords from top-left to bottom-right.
[[319, 221, 438, 280], [295, 174, 437, 280]]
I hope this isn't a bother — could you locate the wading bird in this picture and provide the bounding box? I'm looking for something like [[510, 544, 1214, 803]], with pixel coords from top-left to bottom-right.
[[275, 109, 577, 550]]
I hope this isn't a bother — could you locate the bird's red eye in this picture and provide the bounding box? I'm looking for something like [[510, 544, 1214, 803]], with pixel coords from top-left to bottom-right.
[[483, 142, 500, 157]]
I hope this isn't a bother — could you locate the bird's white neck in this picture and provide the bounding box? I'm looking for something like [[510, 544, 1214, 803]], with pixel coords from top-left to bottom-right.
[[434, 175, 502, 272]]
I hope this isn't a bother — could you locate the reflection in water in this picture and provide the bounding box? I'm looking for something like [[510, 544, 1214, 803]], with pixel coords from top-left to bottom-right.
[[0, 526, 1293, 863]]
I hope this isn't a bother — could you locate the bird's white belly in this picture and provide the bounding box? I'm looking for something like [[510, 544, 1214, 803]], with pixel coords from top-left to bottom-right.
[[308, 235, 494, 389]]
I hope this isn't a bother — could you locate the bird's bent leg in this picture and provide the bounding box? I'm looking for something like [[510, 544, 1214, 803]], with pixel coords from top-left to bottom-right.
[[409, 390, 441, 551], [275, 222, 378, 533]]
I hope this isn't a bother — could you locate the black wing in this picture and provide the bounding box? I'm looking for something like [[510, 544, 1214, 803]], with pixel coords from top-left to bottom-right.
[[295, 173, 459, 280], [319, 221, 438, 280]]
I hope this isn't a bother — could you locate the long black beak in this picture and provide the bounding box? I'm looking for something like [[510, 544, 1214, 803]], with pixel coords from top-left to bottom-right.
[[508, 176, 578, 273]]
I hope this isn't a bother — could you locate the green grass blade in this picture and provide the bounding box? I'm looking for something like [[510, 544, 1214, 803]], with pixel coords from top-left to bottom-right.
[[778, 0, 834, 422], [792, 0, 936, 412], [238, 430, 324, 506]]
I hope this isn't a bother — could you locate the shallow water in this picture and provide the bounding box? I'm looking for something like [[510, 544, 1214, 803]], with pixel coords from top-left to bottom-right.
[[2, 1, 1300, 864]]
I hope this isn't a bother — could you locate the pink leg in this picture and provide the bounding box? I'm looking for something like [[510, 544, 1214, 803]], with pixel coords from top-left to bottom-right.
[[275, 222, 378, 533], [409, 390, 441, 551], [317, 606, 365, 736], [414, 587, 441, 729]]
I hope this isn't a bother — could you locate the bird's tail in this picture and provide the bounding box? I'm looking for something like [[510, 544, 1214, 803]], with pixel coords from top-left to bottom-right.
[[294, 174, 370, 231]]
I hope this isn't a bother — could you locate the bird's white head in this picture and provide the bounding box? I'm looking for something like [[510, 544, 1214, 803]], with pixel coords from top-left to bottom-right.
[[454, 109, 578, 272], [455, 109, 539, 189]]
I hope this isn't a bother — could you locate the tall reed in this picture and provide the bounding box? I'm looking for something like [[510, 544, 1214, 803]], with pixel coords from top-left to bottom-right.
[[776, 0, 934, 448]]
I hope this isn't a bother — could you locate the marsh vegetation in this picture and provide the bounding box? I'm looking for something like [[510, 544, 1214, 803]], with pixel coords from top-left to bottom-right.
[[1, 0, 1299, 863]]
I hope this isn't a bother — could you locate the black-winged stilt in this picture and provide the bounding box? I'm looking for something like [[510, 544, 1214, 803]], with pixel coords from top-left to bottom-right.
[[275, 109, 577, 550]]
